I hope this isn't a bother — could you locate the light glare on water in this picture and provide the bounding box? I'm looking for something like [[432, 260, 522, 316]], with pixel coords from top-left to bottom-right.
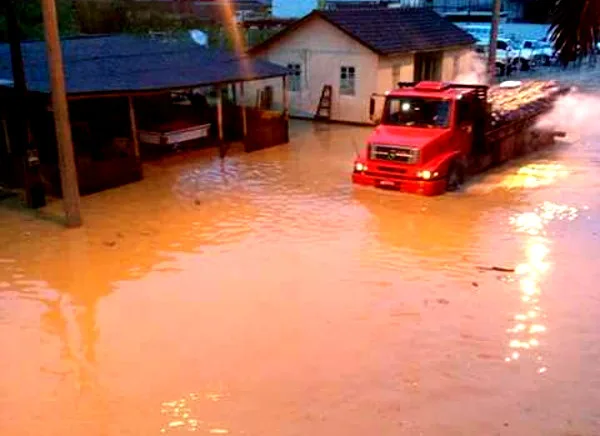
[[1, 120, 600, 435]]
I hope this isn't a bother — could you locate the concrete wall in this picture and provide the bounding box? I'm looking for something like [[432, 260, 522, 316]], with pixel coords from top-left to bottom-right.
[[248, 15, 380, 124]]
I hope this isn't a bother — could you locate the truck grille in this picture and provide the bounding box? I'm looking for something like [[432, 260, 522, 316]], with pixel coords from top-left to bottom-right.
[[370, 144, 420, 164]]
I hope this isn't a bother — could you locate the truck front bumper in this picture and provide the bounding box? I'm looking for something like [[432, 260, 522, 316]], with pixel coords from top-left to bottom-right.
[[352, 172, 447, 196]]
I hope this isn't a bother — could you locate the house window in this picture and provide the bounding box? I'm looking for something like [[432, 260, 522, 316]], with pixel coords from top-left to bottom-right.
[[340, 66, 356, 96], [287, 63, 301, 92], [414, 52, 443, 82]]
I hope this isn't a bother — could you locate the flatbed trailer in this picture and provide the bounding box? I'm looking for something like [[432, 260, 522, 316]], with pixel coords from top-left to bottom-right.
[[352, 80, 569, 196]]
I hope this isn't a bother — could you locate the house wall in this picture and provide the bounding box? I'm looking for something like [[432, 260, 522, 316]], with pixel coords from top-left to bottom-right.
[[248, 15, 473, 124], [248, 15, 380, 124]]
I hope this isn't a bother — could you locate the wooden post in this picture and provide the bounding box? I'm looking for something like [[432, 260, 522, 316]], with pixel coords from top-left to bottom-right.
[[128, 96, 140, 159], [41, 0, 82, 228], [216, 86, 224, 141], [5, 0, 46, 208], [282, 75, 289, 117], [240, 82, 247, 137], [488, 0, 501, 82]]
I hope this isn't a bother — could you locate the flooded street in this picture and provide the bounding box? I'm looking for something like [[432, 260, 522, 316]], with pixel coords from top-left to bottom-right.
[[1, 115, 600, 435]]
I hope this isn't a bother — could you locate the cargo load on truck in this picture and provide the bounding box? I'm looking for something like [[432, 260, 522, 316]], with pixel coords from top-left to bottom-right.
[[352, 80, 570, 196], [488, 80, 565, 128]]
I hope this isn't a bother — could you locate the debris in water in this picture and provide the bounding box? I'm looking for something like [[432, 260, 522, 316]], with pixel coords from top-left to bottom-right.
[[194, 199, 201, 206], [436, 298, 450, 305], [103, 240, 117, 248], [472, 281, 479, 287], [116, 232, 124, 239], [504, 422, 510, 427], [477, 266, 516, 273]]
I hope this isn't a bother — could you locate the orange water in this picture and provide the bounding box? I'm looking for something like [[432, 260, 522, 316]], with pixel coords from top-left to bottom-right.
[[1, 120, 599, 435]]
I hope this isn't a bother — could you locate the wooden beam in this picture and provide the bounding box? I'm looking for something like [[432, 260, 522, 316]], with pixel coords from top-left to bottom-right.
[[42, 0, 82, 228], [282, 75, 289, 117], [128, 96, 140, 159], [240, 83, 247, 137], [216, 85, 224, 142], [1, 118, 11, 154]]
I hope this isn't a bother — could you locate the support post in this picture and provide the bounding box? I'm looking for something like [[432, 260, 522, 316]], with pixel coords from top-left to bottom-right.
[[128, 96, 140, 159], [216, 86, 224, 142], [282, 75, 289, 117], [5, 0, 46, 208], [240, 82, 247, 137], [488, 0, 501, 83], [41, 0, 82, 228], [216, 85, 227, 159]]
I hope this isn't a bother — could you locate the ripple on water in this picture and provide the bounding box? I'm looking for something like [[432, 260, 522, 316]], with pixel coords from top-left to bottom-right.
[[2, 119, 600, 436]]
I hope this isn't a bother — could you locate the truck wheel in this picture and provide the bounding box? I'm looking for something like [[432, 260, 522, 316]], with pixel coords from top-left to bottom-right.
[[446, 163, 464, 192]]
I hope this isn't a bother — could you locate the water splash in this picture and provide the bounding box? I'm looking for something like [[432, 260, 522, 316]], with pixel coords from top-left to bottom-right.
[[537, 91, 600, 138], [453, 51, 489, 85]]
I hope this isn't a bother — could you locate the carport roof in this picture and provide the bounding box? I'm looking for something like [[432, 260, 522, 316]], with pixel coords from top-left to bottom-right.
[[0, 34, 288, 96]]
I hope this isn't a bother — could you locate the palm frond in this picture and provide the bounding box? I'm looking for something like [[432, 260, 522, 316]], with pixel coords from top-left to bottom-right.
[[549, 0, 600, 64]]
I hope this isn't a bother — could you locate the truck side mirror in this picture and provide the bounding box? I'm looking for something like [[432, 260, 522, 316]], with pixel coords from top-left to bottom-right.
[[369, 97, 375, 119]]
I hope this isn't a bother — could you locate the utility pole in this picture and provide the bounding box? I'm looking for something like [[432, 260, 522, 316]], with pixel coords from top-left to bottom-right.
[[488, 0, 502, 82], [4, 0, 47, 208], [41, 0, 82, 228]]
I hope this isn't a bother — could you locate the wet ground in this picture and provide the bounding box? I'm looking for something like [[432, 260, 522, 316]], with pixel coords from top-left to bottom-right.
[[2, 103, 600, 435]]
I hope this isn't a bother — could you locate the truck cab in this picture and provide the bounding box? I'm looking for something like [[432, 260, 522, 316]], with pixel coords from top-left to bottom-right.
[[352, 81, 487, 196]]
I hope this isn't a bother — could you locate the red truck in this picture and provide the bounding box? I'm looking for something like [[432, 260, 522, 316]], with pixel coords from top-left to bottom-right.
[[352, 80, 568, 195]]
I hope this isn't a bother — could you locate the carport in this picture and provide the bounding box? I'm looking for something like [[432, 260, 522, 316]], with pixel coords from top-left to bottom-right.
[[0, 33, 289, 197]]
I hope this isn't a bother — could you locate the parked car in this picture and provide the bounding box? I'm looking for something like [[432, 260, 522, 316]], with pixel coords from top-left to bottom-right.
[[474, 40, 515, 77], [496, 38, 517, 68], [531, 40, 557, 66]]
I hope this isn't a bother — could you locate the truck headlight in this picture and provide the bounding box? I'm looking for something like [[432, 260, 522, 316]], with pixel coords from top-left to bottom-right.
[[418, 170, 438, 180], [355, 163, 368, 172]]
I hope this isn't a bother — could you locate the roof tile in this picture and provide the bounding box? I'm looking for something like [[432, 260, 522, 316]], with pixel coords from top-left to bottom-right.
[[320, 7, 476, 54]]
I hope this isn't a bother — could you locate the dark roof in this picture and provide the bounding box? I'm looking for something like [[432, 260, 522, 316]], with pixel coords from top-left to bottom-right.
[[0, 34, 287, 96], [249, 7, 477, 56]]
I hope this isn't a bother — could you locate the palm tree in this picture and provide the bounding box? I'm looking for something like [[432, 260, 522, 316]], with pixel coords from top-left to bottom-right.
[[549, 0, 600, 65]]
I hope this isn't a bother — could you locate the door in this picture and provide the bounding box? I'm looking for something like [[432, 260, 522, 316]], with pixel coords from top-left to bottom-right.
[[455, 97, 475, 156]]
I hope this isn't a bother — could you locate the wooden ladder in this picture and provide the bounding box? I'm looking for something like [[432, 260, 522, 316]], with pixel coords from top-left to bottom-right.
[[315, 85, 332, 120]]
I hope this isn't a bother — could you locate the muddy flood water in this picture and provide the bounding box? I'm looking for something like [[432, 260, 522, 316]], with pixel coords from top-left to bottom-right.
[[1, 116, 600, 435]]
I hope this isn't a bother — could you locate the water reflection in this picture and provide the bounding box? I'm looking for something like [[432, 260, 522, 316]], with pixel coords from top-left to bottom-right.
[[160, 390, 230, 434], [506, 201, 580, 371], [499, 162, 569, 190]]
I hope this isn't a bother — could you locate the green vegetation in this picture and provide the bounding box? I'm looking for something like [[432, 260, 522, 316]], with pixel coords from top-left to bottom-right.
[[0, 0, 78, 42], [549, 0, 599, 64]]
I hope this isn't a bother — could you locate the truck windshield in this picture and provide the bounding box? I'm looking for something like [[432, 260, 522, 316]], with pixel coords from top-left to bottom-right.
[[383, 97, 451, 128]]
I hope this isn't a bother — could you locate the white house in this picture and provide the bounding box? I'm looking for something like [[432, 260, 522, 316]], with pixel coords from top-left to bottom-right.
[[247, 7, 476, 124]]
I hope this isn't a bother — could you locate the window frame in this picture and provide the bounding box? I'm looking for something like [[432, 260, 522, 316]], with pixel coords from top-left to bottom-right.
[[339, 65, 356, 96], [286, 63, 302, 92]]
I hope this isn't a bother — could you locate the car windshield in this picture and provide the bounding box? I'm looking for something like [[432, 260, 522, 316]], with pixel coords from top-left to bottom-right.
[[523, 41, 534, 49], [497, 40, 508, 50], [383, 97, 451, 128]]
